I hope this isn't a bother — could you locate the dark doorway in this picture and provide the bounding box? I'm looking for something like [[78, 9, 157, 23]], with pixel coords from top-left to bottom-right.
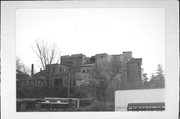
[[54, 79, 63, 86]]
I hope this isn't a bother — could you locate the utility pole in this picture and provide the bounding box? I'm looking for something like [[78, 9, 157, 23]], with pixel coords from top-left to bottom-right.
[[46, 65, 49, 97], [68, 69, 71, 98]]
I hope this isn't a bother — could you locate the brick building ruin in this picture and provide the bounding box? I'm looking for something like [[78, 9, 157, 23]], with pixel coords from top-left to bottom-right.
[[17, 51, 143, 96]]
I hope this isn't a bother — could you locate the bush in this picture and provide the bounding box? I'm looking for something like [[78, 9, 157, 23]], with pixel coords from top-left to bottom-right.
[[74, 101, 114, 111]]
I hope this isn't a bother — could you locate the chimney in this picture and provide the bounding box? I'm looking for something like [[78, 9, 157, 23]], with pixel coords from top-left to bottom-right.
[[31, 64, 34, 77]]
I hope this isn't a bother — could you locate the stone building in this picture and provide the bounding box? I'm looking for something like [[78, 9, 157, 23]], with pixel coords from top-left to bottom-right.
[[17, 64, 70, 90], [17, 51, 143, 94], [93, 51, 142, 89]]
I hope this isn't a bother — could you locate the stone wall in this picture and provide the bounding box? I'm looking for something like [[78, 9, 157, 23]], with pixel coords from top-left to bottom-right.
[[126, 58, 142, 89], [71, 54, 85, 68], [123, 51, 132, 59], [61, 55, 71, 66]]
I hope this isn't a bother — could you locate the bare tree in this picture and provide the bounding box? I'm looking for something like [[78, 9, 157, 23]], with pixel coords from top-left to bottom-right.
[[32, 40, 61, 70], [16, 57, 30, 75]]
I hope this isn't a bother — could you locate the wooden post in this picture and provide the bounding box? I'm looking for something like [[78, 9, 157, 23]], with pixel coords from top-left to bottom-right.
[[68, 69, 71, 98]]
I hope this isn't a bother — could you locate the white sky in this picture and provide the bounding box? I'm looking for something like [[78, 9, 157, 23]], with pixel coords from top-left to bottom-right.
[[16, 8, 165, 78]]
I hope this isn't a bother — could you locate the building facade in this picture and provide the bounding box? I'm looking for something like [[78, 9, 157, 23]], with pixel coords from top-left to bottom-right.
[[17, 51, 143, 95]]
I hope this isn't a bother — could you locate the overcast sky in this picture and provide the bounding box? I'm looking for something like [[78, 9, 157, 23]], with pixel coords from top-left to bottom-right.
[[16, 8, 165, 77]]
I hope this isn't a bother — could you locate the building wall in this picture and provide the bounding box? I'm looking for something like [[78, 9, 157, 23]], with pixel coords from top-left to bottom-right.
[[126, 59, 142, 89], [111, 55, 124, 73], [74, 64, 95, 86], [80, 64, 94, 73], [123, 51, 132, 59], [95, 53, 112, 76], [17, 51, 143, 97], [75, 73, 91, 86], [49, 74, 69, 87], [18, 64, 71, 89], [95, 53, 108, 64], [127, 63, 141, 81], [71, 54, 85, 68], [115, 89, 165, 111], [47, 64, 70, 75], [111, 55, 124, 63], [46, 64, 70, 88], [17, 79, 46, 89], [61, 55, 71, 66]]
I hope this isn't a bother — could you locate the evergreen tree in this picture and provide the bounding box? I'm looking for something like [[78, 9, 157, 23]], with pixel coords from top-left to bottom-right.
[[149, 64, 165, 88]]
